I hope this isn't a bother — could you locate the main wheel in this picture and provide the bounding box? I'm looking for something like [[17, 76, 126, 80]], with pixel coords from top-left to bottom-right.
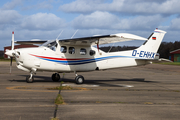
[[52, 73, 60, 82], [26, 75, 34, 83], [75, 75, 84, 84]]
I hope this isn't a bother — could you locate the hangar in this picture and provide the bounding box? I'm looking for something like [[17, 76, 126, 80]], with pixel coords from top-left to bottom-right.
[[170, 49, 180, 62]]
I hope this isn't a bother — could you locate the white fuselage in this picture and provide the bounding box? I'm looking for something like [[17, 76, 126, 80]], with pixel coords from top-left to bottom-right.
[[14, 43, 150, 73]]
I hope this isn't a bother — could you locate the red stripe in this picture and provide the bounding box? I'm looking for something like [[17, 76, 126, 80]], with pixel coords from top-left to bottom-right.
[[29, 54, 89, 61], [152, 37, 156, 40]]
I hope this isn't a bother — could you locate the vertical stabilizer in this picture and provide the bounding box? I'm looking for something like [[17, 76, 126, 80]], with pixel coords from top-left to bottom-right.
[[131, 29, 166, 59], [137, 29, 166, 53]]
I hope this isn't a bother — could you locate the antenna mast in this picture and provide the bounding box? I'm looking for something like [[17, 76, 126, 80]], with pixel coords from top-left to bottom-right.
[[56, 30, 64, 40], [71, 29, 79, 39]]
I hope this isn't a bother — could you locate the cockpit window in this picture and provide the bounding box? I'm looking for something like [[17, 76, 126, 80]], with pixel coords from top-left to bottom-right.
[[41, 40, 57, 51], [69, 47, 75, 54], [50, 43, 57, 51], [60, 46, 67, 53]]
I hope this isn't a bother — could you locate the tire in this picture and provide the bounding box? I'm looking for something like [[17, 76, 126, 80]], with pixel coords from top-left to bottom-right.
[[26, 75, 34, 83], [75, 75, 84, 84], [52, 73, 60, 82]]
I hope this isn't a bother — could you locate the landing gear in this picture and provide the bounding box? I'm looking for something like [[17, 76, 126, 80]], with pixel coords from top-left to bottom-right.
[[75, 75, 84, 84], [26, 75, 34, 83], [52, 73, 60, 82], [74, 71, 84, 84], [26, 68, 36, 83]]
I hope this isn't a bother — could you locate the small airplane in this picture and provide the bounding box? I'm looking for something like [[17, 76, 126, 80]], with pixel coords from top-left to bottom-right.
[[5, 29, 170, 84]]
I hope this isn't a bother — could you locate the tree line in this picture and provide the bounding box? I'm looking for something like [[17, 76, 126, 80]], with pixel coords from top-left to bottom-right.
[[100, 41, 180, 59]]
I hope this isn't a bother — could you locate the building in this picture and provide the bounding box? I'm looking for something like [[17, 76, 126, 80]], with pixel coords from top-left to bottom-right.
[[170, 49, 180, 62], [4, 44, 38, 59]]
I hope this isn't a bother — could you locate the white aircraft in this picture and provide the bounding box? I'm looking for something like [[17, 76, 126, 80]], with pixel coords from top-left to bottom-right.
[[5, 29, 169, 84]]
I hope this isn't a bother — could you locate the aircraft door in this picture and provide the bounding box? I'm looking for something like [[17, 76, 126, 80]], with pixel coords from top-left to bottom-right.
[[68, 46, 76, 71], [74, 48, 97, 71], [55, 45, 76, 72]]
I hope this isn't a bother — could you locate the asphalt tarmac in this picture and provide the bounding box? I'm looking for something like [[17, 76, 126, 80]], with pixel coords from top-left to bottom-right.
[[0, 62, 180, 120]]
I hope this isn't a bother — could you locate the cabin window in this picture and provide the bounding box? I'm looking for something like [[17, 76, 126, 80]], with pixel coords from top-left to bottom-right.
[[69, 47, 75, 54], [60, 46, 67, 53], [80, 48, 86, 55], [89, 50, 96, 56]]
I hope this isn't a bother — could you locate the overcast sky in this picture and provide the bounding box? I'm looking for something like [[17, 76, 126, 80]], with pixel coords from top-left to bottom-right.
[[0, 0, 180, 50]]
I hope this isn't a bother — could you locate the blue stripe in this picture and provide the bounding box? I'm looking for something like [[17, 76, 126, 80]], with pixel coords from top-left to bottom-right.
[[36, 55, 135, 65]]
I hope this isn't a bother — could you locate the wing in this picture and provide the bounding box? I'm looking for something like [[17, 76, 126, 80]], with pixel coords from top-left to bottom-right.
[[15, 33, 147, 46], [59, 33, 148, 46], [15, 40, 47, 45]]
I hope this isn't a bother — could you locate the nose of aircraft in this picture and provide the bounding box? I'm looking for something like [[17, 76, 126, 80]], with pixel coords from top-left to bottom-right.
[[5, 50, 15, 57]]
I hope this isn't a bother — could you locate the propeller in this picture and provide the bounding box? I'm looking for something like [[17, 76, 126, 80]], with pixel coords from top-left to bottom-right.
[[10, 57, 13, 74], [5, 49, 16, 74], [10, 31, 14, 74]]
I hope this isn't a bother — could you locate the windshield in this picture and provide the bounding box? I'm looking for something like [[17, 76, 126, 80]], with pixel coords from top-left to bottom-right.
[[41, 40, 57, 51]]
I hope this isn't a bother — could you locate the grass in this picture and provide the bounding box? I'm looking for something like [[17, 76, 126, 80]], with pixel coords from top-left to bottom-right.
[[51, 118, 59, 120], [144, 102, 153, 105], [0, 58, 11, 61], [47, 85, 88, 91], [47, 86, 73, 90], [0, 57, 16, 62], [154, 62, 180, 66], [55, 94, 64, 105]]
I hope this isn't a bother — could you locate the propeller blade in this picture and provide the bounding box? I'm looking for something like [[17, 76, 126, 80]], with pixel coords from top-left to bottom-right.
[[10, 57, 13, 74], [8, 31, 15, 74], [11, 31, 14, 50]]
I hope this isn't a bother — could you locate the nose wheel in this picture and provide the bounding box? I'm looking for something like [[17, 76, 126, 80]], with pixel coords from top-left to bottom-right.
[[26, 75, 34, 83], [26, 72, 34, 83], [26, 68, 36, 83]]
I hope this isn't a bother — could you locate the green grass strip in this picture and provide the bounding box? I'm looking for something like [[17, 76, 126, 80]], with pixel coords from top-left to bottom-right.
[[154, 62, 180, 66], [55, 94, 64, 105]]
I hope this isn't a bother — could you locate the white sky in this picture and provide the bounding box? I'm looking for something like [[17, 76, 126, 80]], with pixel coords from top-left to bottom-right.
[[0, 0, 180, 50]]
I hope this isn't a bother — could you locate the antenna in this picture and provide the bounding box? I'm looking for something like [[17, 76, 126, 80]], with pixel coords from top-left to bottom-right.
[[56, 30, 64, 40], [71, 29, 79, 39]]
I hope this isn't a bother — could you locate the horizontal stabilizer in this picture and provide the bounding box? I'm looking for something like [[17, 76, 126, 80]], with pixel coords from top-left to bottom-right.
[[136, 58, 172, 63], [151, 58, 173, 63]]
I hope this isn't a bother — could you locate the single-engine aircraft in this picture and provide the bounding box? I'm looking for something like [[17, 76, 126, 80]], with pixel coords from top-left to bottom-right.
[[5, 29, 170, 84]]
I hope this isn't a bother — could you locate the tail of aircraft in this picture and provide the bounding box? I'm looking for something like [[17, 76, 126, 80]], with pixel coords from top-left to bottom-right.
[[131, 29, 166, 59], [137, 29, 166, 53]]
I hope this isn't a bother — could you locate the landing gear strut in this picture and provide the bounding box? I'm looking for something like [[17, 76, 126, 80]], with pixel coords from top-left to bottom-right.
[[26, 69, 36, 83], [26, 75, 34, 83], [52, 73, 60, 82], [74, 72, 84, 84]]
